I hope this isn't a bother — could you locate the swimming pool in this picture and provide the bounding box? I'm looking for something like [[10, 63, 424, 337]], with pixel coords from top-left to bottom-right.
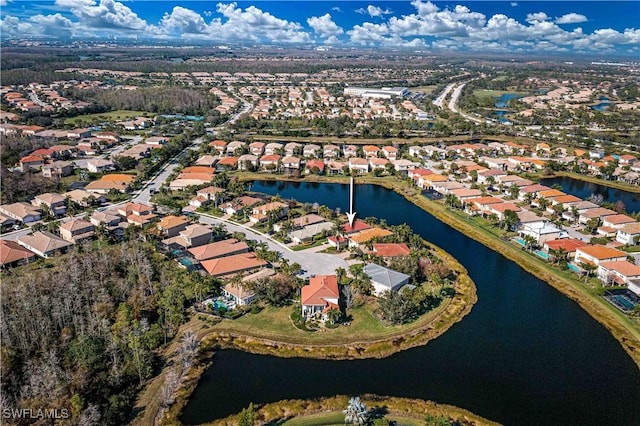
[[604, 292, 638, 312], [535, 250, 550, 260], [567, 263, 583, 273], [214, 299, 228, 310], [513, 237, 526, 246]]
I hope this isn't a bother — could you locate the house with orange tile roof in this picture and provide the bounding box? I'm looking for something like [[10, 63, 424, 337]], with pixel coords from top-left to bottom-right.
[[538, 189, 566, 199], [222, 196, 262, 216], [85, 174, 135, 194], [369, 157, 389, 170], [575, 245, 627, 267], [417, 173, 448, 190], [597, 261, 640, 285], [201, 252, 267, 278], [19, 155, 45, 171], [450, 188, 483, 200], [381, 146, 398, 160], [486, 203, 522, 221], [1, 240, 36, 269], [548, 194, 582, 206], [209, 139, 227, 154], [348, 228, 393, 249], [259, 154, 281, 171], [188, 238, 249, 261], [463, 196, 504, 216], [156, 215, 190, 237], [216, 156, 238, 170], [543, 238, 588, 256], [248, 141, 265, 156], [362, 145, 380, 158], [373, 243, 411, 258], [301, 275, 340, 319]]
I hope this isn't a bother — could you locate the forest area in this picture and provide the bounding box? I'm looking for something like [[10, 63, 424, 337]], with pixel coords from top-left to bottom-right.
[[1, 239, 218, 425]]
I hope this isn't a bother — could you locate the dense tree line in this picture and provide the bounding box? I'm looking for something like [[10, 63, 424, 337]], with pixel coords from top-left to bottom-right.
[[66, 87, 218, 116], [1, 240, 216, 424]]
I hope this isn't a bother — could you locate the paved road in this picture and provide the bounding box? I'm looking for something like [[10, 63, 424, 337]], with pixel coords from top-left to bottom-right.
[[132, 137, 205, 204], [448, 81, 485, 125], [432, 83, 455, 109], [198, 214, 348, 278]]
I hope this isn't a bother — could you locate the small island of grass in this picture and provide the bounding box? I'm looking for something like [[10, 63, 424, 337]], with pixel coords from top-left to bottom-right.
[[203, 395, 500, 426]]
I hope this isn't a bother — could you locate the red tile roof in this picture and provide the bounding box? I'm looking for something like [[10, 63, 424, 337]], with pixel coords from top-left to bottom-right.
[[301, 275, 339, 306], [373, 243, 411, 257], [1, 240, 35, 266], [201, 253, 267, 277], [544, 238, 588, 253], [341, 219, 372, 234]]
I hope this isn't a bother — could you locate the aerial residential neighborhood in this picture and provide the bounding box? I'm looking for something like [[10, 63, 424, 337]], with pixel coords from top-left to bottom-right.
[[2, 1, 640, 423]]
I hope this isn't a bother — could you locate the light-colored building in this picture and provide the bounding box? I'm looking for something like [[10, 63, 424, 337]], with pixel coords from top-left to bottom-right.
[[364, 263, 410, 296]]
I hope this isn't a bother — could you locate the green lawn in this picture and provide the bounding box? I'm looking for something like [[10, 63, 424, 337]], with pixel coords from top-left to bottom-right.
[[472, 89, 527, 98], [64, 110, 149, 125], [280, 412, 345, 426], [212, 300, 447, 346], [280, 411, 423, 426]]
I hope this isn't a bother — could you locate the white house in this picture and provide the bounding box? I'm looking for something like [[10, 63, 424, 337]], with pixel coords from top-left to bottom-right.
[[363, 263, 410, 296]]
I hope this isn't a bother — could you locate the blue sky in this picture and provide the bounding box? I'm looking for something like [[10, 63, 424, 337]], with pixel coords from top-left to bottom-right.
[[1, 1, 639, 56]]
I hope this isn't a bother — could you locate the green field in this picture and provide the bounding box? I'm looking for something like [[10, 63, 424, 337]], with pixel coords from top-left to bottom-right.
[[412, 85, 439, 94], [472, 89, 527, 98], [64, 109, 150, 125], [281, 411, 422, 426]]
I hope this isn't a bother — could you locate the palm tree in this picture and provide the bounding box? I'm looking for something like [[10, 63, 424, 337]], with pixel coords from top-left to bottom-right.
[[336, 267, 347, 285], [343, 396, 368, 426], [537, 197, 550, 211]]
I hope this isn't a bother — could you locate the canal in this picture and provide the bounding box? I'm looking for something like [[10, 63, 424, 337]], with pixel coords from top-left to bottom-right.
[[541, 175, 640, 214], [181, 181, 640, 426]]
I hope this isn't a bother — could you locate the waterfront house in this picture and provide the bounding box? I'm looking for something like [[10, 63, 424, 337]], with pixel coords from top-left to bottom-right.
[[575, 245, 627, 267], [597, 261, 640, 286], [222, 283, 256, 306], [372, 243, 411, 258], [520, 220, 567, 244], [305, 159, 325, 174], [602, 214, 637, 229], [341, 219, 371, 235], [578, 208, 618, 225], [348, 228, 394, 249], [543, 238, 588, 257], [259, 154, 281, 171], [364, 263, 410, 296], [17, 231, 73, 258], [238, 154, 259, 170], [1, 240, 36, 269], [301, 275, 340, 319], [348, 157, 370, 174]]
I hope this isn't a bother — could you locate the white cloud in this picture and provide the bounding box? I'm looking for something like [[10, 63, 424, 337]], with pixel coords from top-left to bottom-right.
[[526, 12, 549, 23], [510, 2, 518, 7], [0, 0, 9, 7], [55, 0, 147, 31], [331, 6, 341, 13], [411, 0, 439, 17], [160, 6, 207, 34], [1, 13, 76, 38], [355, 5, 392, 18], [307, 13, 343, 38], [555, 13, 587, 25]]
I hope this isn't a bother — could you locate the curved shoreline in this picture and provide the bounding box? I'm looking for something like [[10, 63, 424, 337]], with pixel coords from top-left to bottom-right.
[[237, 173, 640, 369], [546, 171, 640, 194], [202, 395, 501, 426], [133, 195, 478, 425]]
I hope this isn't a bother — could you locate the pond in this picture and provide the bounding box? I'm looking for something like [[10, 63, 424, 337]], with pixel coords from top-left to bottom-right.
[[181, 181, 640, 426]]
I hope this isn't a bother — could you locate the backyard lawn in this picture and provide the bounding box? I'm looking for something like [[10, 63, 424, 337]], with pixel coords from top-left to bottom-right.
[[64, 109, 149, 125]]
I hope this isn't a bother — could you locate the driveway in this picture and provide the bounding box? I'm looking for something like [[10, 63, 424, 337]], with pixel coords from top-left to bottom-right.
[[198, 214, 348, 278]]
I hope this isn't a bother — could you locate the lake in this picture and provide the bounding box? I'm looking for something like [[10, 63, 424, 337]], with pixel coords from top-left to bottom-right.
[[494, 93, 521, 123], [541, 175, 640, 214], [181, 181, 640, 426]]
